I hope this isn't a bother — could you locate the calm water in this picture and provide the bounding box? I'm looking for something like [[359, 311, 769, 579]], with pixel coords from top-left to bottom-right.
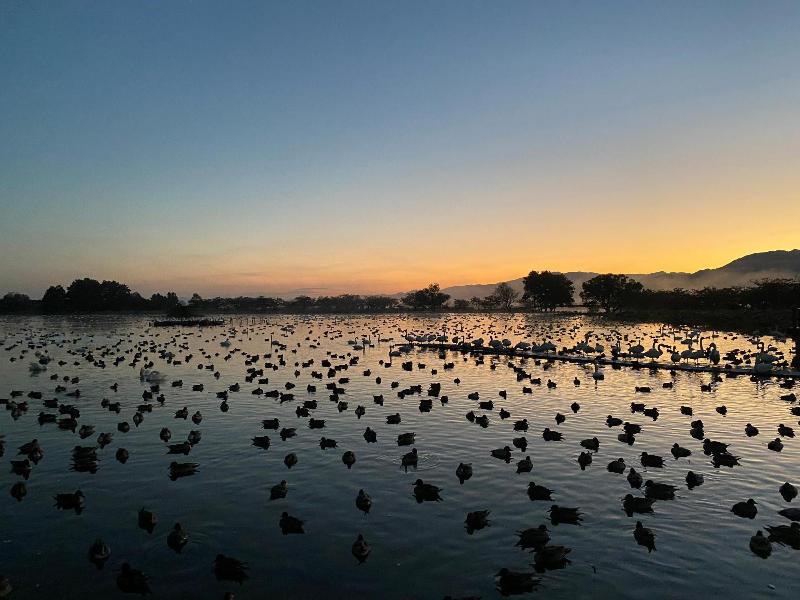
[[1, 313, 798, 599]]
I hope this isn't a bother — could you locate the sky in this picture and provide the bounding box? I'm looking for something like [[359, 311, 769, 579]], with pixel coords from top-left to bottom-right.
[[1, 0, 799, 298]]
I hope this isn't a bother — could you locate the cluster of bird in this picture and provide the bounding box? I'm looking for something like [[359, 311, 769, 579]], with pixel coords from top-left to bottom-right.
[[0, 315, 799, 598]]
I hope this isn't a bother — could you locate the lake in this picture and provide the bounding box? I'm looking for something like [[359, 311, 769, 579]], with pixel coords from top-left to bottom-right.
[[1, 313, 798, 599]]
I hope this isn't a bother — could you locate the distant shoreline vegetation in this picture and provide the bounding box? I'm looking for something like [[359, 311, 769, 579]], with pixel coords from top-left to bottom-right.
[[0, 275, 798, 333]]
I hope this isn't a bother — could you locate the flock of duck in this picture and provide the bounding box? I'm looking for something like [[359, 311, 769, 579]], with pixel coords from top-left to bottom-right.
[[0, 314, 798, 598]]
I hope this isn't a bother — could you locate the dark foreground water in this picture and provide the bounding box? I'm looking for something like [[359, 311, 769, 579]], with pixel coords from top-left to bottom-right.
[[0, 313, 798, 599]]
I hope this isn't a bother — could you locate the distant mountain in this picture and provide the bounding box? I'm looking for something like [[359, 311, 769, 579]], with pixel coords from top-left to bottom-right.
[[432, 249, 800, 301]]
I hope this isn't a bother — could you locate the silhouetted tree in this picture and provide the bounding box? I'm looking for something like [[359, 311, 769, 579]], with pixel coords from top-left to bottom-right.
[[41, 285, 67, 312], [0, 292, 32, 312], [453, 299, 470, 311], [99, 280, 132, 309], [492, 282, 519, 311], [402, 283, 450, 310], [522, 271, 574, 311], [581, 274, 643, 313], [67, 278, 103, 311], [363, 295, 399, 312]]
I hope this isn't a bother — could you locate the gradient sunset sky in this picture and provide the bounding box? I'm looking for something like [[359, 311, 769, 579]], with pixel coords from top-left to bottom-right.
[[1, 1, 799, 298]]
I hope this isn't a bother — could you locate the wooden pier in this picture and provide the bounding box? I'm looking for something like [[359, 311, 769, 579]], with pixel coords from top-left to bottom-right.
[[406, 342, 800, 379]]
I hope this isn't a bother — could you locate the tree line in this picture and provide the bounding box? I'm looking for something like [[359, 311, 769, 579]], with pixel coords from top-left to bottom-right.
[[1, 273, 798, 314]]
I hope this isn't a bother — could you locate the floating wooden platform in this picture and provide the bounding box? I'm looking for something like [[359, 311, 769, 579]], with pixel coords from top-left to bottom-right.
[[406, 342, 800, 379], [150, 318, 225, 327]]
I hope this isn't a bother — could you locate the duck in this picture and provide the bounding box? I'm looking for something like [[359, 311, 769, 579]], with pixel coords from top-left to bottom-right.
[[495, 568, 540, 594], [474, 414, 489, 428], [491, 446, 512, 462], [319, 437, 337, 450], [284, 453, 298, 468], [644, 480, 676, 500], [580, 437, 599, 451], [513, 418, 529, 431], [671, 443, 691, 459], [54, 490, 84, 513], [577, 451, 592, 470], [528, 481, 553, 500], [777, 507, 800, 521], [640, 452, 664, 468], [117, 563, 151, 595], [356, 489, 372, 513], [606, 415, 623, 427], [456, 462, 473, 483], [167, 523, 189, 552], [542, 428, 563, 442], [386, 413, 401, 424], [397, 432, 415, 446], [138, 507, 157, 532], [465, 510, 491, 533], [749, 530, 772, 558], [516, 525, 550, 550], [548, 505, 582, 524], [512, 436, 528, 452], [352, 534, 371, 563], [533, 544, 572, 570], [279, 512, 305, 534], [363, 427, 377, 443], [627, 467, 643, 488], [686, 471, 704, 489], [402, 448, 418, 468], [10, 481, 27, 501], [516, 456, 533, 474], [607, 458, 626, 474], [731, 498, 758, 519], [413, 479, 442, 502], [768, 438, 784, 452], [88, 538, 111, 566], [214, 554, 249, 583], [252, 435, 271, 450], [766, 522, 800, 549], [780, 481, 798, 502], [633, 521, 656, 552], [270, 480, 288, 500], [341, 451, 356, 469], [745, 423, 759, 437], [623, 494, 655, 516], [167, 441, 191, 455], [778, 423, 795, 438]]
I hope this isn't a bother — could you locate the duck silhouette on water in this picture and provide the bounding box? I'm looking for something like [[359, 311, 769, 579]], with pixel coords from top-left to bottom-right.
[[280, 512, 305, 534], [495, 568, 540, 595], [634, 521, 656, 552], [88, 538, 111, 569], [117, 562, 150, 595], [516, 524, 550, 550], [465, 510, 490, 534], [352, 534, 371, 563], [413, 479, 442, 503], [214, 554, 249, 583], [456, 462, 473, 483]]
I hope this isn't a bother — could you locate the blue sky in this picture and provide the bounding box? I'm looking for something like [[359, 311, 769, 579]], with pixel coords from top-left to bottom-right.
[[2, 1, 799, 297]]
